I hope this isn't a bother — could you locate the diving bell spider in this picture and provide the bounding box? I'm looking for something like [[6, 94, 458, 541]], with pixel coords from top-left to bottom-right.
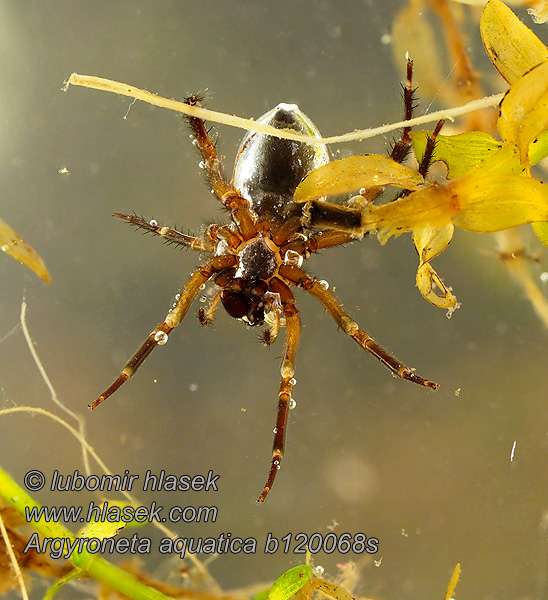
[[91, 60, 438, 502]]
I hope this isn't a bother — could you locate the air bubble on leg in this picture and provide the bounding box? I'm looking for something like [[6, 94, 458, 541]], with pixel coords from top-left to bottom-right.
[[154, 331, 169, 345], [149, 219, 158, 227], [199, 296, 207, 303], [283, 249, 303, 267], [199, 160, 205, 169], [318, 279, 329, 290], [315, 566, 325, 576], [289, 377, 297, 386], [289, 398, 297, 410], [273, 427, 278, 434]]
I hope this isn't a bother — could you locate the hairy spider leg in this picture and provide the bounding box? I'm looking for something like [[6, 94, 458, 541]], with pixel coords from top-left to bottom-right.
[[396, 118, 445, 201], [301, 60, 443, 234], [113, 212, 214, 251], [90, 255, 237, 410], [390, 57, 416, 164], [279, 263, 438, 389], [417, 119, 445, 177], [358, 57, 417, 206], [184, 95, 257, 241], [258, 277, 300, 503]]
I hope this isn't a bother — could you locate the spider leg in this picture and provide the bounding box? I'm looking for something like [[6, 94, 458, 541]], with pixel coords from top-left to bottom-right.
[[280, 230, 358, 258], [114, 212, 214, 252], [258, 277, 300, 502], [279, 264, 438, 390], [390, 57, 416, 165], [184, 95, 257, 240], [90, 255, 237, 409], [417, 119, 445, 177], [302, 200, 363, 234], [198, 291, 222, 325]]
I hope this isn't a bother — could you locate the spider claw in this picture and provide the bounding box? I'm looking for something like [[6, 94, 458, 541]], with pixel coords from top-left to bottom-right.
[[405, 371, 439, 389]]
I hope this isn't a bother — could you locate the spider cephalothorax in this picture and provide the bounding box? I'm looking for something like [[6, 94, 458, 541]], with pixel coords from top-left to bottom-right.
[[91, 69, 438, 502]]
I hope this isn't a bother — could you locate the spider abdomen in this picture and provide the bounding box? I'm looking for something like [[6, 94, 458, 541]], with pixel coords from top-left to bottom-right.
[[232, 103, 329, 224]]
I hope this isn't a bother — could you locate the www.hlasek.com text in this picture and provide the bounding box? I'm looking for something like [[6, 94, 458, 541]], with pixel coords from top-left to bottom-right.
[[25, 500, 217, 525], [24, 532, 379, 560]]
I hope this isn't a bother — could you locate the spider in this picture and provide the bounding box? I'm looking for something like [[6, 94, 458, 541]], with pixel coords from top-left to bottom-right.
[[90, 60, 438, 502]]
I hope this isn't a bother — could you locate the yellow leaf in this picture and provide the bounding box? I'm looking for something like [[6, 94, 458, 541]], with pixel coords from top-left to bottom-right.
[[361, 168, 548, 242], [498, 60, 548, 168], [532, 221, 548, 247], [361, 184, 458, 243], [0, 216, 51, 282], [481, 0, 548, 84], [294, 155, 424, 203], [451, 174, 548, 232], [413, 224, 458, 308], [410, 131, 502, 179], [444, 563, 462, 600]]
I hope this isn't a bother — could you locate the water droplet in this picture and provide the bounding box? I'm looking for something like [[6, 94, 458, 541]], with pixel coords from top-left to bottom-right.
[[149, 219, 158, 227], [315, 566, 325, 575], [154, 331, 168, 345], [318, 279, 329, 290], [189, 383, 198, 392], [381, 33, 392, 45], [289, 398, 297, 410], [283, 249, 303, 267]]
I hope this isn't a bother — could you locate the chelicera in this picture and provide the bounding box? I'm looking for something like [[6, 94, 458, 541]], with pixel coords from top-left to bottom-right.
[[91, 61, 438, 502]]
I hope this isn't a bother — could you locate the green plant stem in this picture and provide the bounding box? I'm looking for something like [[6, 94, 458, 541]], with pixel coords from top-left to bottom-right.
[[0, 463, 175, 600]]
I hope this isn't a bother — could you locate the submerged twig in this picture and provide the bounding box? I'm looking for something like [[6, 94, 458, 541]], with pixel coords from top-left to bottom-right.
[[65, 73, 503, 144]]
